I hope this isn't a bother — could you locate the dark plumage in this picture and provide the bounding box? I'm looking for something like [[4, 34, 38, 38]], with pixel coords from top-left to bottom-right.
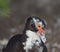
[[2, 16, 47, 52]]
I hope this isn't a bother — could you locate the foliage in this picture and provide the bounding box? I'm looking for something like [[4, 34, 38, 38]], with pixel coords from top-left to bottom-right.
[[0, 0, 10, 17]]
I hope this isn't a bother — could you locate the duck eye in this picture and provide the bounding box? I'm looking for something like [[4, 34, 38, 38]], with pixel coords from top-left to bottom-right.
[[38, 25, 40, 28]]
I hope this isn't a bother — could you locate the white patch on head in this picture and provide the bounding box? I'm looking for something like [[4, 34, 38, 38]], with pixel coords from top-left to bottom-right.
[[36, 19, 39, 22], [23, 30, 41, 50], [38, 21, 44, 28], [33, 18, 44, 28], [33, 18, 37, 23], [39, 22, 43, 26]]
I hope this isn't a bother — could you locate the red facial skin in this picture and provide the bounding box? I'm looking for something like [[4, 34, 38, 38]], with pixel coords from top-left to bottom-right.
[[37, 24, 45, 35]]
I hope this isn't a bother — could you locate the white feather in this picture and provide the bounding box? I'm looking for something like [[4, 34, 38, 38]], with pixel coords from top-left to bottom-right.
[[23, 30, 47, 52], [23, 30, 41, 50]]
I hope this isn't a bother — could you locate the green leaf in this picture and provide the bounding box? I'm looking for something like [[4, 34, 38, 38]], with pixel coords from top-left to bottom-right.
[[0, 0, 10, 17]]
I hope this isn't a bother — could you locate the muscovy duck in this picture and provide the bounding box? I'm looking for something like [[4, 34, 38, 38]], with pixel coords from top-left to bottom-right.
[[2, 16, 47, 52]]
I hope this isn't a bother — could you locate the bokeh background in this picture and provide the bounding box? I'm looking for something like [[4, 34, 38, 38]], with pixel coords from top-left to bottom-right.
[[0, 0, 60, 52]]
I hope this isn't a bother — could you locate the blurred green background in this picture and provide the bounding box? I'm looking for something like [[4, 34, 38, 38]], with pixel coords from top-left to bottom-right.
[[0, 0, 60, 52]]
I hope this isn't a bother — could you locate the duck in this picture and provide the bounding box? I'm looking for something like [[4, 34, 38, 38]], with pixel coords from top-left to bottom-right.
[[2, 16, 47, 52]]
